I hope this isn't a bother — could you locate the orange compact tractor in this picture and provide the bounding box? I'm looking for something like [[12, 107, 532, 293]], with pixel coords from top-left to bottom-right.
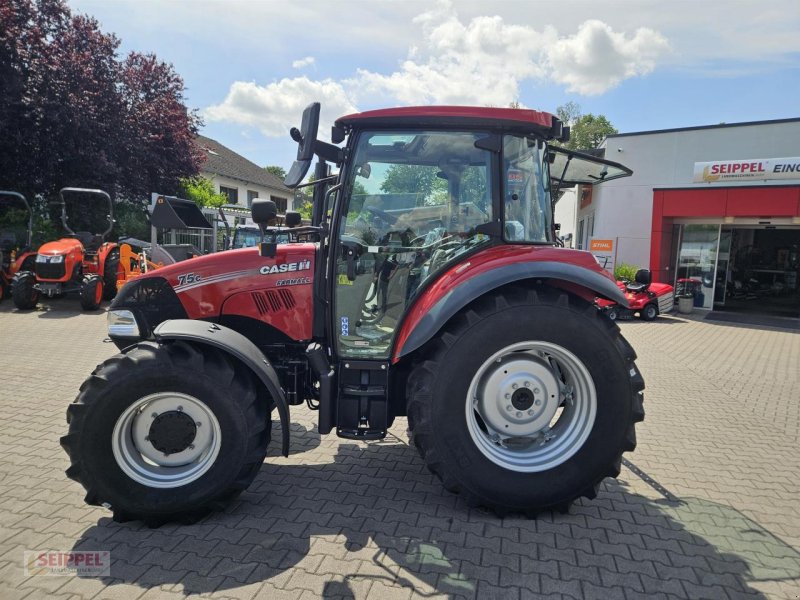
[[12, 187, 118, 311], [0, 191, 37, 302]]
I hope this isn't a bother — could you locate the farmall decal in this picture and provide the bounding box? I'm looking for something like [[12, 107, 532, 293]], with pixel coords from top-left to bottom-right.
[[693, 157, 800, 183], [259, 260, 312, 275]]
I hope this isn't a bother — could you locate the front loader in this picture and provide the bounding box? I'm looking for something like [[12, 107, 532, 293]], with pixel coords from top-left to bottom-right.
[[62, 103, 644, 525]]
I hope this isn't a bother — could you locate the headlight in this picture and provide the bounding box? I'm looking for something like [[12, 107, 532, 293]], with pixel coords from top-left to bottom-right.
[[35, 254, 64, 263], [107, 309, 140, 338]]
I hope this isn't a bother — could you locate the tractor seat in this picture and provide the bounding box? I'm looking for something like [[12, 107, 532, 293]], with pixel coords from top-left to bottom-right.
[[625, 269, 652, 293], [72, 231, 103, 250]]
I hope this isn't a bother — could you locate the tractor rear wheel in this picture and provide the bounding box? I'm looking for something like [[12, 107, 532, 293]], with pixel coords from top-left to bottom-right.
[[103, 248, 119, 301], [79, 275, 103, 310], [406, 286, 644, 515], [11, 271, 39, 310], [61, 341, 271, 526]]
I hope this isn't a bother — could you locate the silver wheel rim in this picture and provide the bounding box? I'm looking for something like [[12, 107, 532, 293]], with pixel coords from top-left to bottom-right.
[[112, 392, 222, 488], [466, 341, 597, 472]]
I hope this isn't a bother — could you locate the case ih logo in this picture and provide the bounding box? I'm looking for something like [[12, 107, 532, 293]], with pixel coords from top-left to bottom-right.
[[260, 260, 311, 275], [694, 157, 800, 183]]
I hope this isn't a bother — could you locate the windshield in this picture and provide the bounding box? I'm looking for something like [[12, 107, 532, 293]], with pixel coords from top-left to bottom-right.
[[502, 136, 552, 243], [334, 129, 494, 358]]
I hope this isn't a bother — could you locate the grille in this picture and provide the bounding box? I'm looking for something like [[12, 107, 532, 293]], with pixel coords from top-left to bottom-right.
[[35, 262, 66, 280], [251, 289, 295, 315]]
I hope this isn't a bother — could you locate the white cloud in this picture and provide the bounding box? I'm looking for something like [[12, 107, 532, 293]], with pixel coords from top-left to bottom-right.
[[292, 56, 315, 69], [205, 4, 671, 135], [203, 78, 357, 140], [545, 20, 670, 95]]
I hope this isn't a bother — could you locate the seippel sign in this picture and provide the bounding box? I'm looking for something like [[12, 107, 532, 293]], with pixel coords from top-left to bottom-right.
[[693, 157, 800, 183]]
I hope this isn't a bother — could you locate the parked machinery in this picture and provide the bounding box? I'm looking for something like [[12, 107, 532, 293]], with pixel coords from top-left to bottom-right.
[[0, 191, 37, 302]]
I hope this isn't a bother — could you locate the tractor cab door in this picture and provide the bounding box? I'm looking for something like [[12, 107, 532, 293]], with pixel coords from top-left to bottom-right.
[[332, 129, 497, 362]]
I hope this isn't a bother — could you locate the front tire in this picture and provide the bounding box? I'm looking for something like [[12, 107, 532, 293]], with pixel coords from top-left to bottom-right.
[[11, 271, 39, 309], [61, 341, 271, 525], [640, 303, 658, 321], [79, 275, 104, 310], [407, 286, 644, 515]]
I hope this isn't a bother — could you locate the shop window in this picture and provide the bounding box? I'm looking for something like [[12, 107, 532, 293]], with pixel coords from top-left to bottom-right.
[[675, 224, 720, 310]]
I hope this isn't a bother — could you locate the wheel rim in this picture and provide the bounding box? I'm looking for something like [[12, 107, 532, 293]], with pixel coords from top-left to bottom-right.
[[112, 392, 222, 488], [466, 341, 597, 473], [646, 305, 657, 318], [607, 308, 617, 320]]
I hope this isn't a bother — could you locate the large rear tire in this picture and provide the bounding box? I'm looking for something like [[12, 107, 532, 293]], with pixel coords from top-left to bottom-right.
[[61, 341, 271, 526], [406, 286, 645, 515], [11, 271, 39, 310]]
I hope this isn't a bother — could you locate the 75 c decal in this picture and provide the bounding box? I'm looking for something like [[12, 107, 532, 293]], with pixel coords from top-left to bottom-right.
[[176, 273, 201, 286]]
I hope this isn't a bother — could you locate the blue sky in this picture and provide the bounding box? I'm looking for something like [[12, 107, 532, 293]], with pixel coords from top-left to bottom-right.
[[70, 0, 800, 171]]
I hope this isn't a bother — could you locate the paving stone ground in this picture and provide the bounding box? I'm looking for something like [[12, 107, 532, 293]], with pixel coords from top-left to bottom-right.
[[0, 299, 798, 599]]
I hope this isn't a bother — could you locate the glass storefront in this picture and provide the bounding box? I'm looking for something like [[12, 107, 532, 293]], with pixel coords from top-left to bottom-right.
[[674, 224, 720, 310]]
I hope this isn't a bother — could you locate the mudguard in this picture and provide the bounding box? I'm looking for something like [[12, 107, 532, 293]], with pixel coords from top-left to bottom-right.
[[394, 261, 629, 360], [153, 319, 290, 456]]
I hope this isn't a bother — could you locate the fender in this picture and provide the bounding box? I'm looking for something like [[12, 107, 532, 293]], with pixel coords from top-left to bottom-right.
[[153, 319, 290, 457], [393, 259, 628, 361]]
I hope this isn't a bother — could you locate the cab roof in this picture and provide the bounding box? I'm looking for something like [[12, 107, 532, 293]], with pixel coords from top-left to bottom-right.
[[336, 106, 564, 139]]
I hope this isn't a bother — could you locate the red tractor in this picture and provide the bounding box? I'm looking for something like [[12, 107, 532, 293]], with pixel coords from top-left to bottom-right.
[[62, 104, 644, 525], [0, 191, 38, 302], [12, 187, 118, 311]]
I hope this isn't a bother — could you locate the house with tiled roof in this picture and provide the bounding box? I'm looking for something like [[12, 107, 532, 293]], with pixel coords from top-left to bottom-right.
[[196, 135, 293, 213]]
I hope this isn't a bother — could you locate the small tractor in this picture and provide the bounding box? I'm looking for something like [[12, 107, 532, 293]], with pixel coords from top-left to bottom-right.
[[62, 104, 645, 525], [12, 187, 118, 311], [0, 191, 37, 302]]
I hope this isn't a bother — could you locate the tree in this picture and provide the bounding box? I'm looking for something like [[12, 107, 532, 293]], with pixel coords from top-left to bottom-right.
[[179, 176, 227, 208], [264, 165, 287, 182], [0, 0, 202, 205], [555, 103, 618, 150], [381, 165, 446, 205]]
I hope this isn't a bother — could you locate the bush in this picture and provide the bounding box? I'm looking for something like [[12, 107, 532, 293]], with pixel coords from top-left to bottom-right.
[[614, 263, 639, 282]]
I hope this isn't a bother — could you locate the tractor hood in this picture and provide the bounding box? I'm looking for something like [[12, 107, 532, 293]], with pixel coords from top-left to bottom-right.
[[37, 238, 83, 256]]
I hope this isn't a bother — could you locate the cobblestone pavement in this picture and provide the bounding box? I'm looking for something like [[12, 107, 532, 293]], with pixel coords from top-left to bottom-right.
[[0, 299, 798, 599]]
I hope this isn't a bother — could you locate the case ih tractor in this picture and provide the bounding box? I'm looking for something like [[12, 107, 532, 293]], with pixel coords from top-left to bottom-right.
[[62, 104, 644, 525], [12, 187, 118, 311], [0, 191, 37, 302]]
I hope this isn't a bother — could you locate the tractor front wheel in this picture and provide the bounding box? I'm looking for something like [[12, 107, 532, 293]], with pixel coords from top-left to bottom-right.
[[103, 248, 119, 301], [407, 286, 644, 515], [61, 341, 271, 525], [11, 271, 39, 310], [79, 275, 104, 311]]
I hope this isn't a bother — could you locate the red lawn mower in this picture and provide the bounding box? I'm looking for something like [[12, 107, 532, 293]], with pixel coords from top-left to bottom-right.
[[0, 191, 37, 302], [62, 103, 645, 525], [596, 269, 675, 321], [12, 187, 118, 311]]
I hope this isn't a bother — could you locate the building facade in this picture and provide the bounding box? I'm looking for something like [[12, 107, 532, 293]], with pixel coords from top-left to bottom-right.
[[575, 118, 800, 317]]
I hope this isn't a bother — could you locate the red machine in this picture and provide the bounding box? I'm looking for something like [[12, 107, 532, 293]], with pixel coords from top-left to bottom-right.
[[596, 269, 675, 321], [0, 191, 37, 302], [12, 187, 118, 311], [63, 103, 645, 525]]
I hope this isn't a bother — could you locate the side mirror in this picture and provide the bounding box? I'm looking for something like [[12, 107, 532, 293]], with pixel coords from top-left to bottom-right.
[[285, 103, 321, 188], [285, 211, 302, 228], [251, 199, 277, 225]]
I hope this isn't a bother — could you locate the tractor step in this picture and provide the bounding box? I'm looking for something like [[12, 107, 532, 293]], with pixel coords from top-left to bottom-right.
[[336, 360, 389, 440]]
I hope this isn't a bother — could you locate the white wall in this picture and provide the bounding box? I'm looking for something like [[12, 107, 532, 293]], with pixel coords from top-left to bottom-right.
[[580, 120, 800, 270], [202, 172, 293, 211], [554, 188, 577, 247]]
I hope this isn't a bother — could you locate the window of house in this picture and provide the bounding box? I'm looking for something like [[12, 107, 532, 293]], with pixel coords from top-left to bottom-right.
[[220, 186, 238, 204], [247, 190, 259, 207], [271, 196, 288, 213]]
